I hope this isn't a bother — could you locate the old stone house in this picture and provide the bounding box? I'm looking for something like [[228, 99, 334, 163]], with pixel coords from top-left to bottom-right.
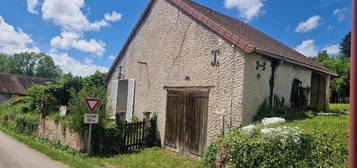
[[0, 73, 54, 103], [105, 0, 337, 156]]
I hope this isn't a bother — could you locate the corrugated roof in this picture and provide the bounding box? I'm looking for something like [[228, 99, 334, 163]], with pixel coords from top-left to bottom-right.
[[0, 73, 55, 95], [105, 0, 337, 82]]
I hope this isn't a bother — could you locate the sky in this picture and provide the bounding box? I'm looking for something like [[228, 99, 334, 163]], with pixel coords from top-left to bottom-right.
[[0, 0, 352, 76]]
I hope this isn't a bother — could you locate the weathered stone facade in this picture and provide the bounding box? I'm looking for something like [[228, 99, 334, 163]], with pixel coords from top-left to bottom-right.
[[241, 55, 313, 125], [36, 117, 85, 151], [107, 0, 246, 144], [106, 0, 331, 148]]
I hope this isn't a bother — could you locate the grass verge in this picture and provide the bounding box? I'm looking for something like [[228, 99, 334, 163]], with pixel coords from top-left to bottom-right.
[[0, 126, 202, 168]]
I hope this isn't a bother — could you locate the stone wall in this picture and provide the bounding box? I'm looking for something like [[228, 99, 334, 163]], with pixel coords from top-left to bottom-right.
[[36, 117, 85, 151]]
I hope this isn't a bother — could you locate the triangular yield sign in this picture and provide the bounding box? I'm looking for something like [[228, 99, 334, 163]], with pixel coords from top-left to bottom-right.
[[84, 98, 101, 112]]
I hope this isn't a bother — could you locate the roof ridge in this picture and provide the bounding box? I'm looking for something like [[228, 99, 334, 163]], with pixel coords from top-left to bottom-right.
[[169, 0, 256, 53], [0, 72, 54, 80], [169, 0, 337, 76]]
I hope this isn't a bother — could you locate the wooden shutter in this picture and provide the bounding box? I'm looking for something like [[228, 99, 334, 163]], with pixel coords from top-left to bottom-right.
[[126, 79, 135, 121], [110, 80, 119, 119]]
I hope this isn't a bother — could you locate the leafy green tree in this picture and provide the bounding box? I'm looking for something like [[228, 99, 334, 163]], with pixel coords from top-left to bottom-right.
[[82, 71, 106, 89], [340, 31, 351, 57], [7, 52, 38, 76], [35, 53, 62, 78], [0, 52, 62, 78], [0, 53, 9, 73], [315, 50, 350, 103]]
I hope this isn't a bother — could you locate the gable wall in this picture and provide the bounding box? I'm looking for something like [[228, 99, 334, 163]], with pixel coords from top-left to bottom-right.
[[107, 0, 248, 144]]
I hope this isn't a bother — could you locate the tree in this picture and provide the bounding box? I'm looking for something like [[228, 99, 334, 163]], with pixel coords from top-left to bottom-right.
[[35, 53, 62, 78], [0, 53, 9, 73], [82, 71, 106, 89], [7, 52, 38, 76], [315, 51, 350, 103], [0, 52, 62, 78], [340, 31, 351, 57]]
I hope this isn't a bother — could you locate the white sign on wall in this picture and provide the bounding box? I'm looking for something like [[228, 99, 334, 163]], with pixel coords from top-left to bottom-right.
[[84, 114, 99, 124]]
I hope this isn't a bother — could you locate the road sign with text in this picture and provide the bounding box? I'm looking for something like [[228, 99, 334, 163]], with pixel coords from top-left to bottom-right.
[[84, 113, 99, 124]]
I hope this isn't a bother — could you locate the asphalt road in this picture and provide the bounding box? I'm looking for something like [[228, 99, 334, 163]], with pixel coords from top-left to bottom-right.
[[0, 131, 69, 168]]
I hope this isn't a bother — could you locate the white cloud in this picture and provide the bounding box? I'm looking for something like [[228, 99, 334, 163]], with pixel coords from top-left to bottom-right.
[[41, 0, 109, 32], [84, 57, 93, 64], [0, 16, 40, 54], [323, 44, 340, 55], [224, 0, 266, 22], [327, 25, 334, 32], [294, 39, 318, 57], [295, 15, 322, 33], [333, 7, 348, 22], [104, 12, 122, 22], [295, 39, 340, 57], [50, 31, 105, 56], [27, 0, 39, 14], [50, 52, 108, 76], [108, 55, 116, 60]]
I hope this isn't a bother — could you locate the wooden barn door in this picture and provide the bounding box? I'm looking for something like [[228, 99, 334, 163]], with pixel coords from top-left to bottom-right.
[[310, 73, 326, 110], [165, 90, 208, 156]]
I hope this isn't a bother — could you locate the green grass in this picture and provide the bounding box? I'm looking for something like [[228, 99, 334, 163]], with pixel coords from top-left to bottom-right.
[[89, 148, 203, 168], [330, 104, 350, 113], [0, 126, 202, 168]]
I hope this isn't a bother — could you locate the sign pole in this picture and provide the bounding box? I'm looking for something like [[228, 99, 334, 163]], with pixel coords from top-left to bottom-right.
[[83, 98, 101, 155], [87, 123, 92, 154], [350, 0, 357, 167]]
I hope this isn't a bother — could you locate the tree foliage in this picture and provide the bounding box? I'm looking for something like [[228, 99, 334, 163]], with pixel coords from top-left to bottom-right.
[[315, 31, 351, 103], [0, 52, 62, 78], [340, 31, 351, 58]]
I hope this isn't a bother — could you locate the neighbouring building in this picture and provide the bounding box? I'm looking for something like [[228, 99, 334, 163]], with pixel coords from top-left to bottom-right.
[[105, 0, 337, 157], [0, 73, 54, 103]]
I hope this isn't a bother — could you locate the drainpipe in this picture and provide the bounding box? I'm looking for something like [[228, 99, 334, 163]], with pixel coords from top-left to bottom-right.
[[349, 0, 357, 167]]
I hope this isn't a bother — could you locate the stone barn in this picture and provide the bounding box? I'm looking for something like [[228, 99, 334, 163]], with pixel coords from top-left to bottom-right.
[[0, 73, 54, 104], [105, 0, 337, 156]]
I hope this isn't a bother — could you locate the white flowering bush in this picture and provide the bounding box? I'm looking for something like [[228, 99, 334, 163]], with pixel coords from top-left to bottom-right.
[[203, 116, 347, 168], [260, 126, 302, 144], [203, 118, 315, 168], [261, 117, 286, 125]]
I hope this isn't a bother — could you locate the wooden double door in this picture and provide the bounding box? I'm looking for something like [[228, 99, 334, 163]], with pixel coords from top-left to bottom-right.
[[164, 90, 208, 156]]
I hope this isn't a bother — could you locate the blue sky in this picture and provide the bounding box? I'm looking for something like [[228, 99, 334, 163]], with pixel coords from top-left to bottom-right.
[[0, 0, 352, 76]]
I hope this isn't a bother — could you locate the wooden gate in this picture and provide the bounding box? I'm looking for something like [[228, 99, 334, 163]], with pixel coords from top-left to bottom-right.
[[164, 90, 208, 156]]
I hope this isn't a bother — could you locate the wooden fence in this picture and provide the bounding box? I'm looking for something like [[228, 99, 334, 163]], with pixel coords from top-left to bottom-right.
[[123, 119, 150, 150]]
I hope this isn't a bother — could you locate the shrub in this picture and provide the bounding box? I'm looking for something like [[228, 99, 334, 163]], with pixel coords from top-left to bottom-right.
[[92, 122, 125, 154], [65, 86, 108, 132], [14, 113, 39, 135], [148, 112, 159, 147], [254, 99, 309, 122], [204, 121, 347, 168], [203, 140, 217, 167]]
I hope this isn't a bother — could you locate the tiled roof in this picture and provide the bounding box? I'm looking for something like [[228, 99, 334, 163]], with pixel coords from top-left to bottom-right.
[[0, 73, 55, 95], [105, 0, 337, 82]]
